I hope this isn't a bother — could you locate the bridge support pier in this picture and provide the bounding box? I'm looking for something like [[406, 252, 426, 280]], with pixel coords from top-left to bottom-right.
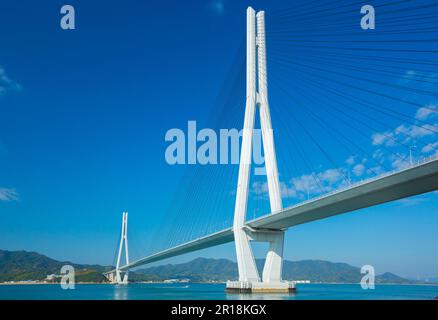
[[227, 228, 295, 293], [105, 269, 129, 284], [227, 7, 295, 294]]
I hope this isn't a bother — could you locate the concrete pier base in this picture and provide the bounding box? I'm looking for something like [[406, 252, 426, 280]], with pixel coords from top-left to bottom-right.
[[226, 280, 296, 294]]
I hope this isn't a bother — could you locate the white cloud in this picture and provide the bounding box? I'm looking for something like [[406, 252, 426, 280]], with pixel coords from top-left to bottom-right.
[[404, 70, 416, 77], [0, 66, 21, 95], [366, 165, 384, 176], [252, 181, 297, 199], [421, 141, 438, 154], [253, 167, 347, 200], [352, 163, 365, 176], [390, 155, 409, 170], [397, 70, 416, 85], [345, 155, 355, 165], [398, 70, 438, 87], [253, 170, 359, 201], [279, 182, 297, 198], [371, 105, 438, 149], [252, 181, 269, 196], [209, 0, 225, 15], [415, 105, 438, 121], [372, 149, 384, 161], [371, 131, 395, 146], [290, 174, 319, 196], [294, 168, 346, 196], [0, 188, 18, 201], [395, 123, 435, 140], [318, 168, 344, 184]]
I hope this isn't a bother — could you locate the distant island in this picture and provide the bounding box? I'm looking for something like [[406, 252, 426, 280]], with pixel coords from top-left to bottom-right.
[[0, 249, 435, 285], [0, 249, 112, 283]]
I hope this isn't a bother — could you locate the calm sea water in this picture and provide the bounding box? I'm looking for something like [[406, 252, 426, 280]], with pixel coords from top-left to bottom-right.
[[0, 283, 437, 300]]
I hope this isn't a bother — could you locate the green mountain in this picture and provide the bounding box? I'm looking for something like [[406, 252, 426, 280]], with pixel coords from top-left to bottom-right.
[[135, 257, 420, 284], [0, 249, 111, 283], [281, 260, 411, 284], [135, 258, 237, 282], [0, 250, 427, 284]]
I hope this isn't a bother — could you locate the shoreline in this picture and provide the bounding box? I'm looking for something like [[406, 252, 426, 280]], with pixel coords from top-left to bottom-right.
[[1, 281, 437, 287]]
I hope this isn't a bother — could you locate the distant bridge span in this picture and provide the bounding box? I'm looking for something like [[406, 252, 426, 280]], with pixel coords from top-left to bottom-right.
[[118, 156, 438, 272]]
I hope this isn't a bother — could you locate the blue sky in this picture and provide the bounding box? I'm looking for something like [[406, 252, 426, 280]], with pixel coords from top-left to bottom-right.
[[1, 0, 438, 279]]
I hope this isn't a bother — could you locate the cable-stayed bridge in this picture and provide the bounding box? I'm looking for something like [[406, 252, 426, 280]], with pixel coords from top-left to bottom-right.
[[105, 6, 438, 292], [107, 156, 438, 287]]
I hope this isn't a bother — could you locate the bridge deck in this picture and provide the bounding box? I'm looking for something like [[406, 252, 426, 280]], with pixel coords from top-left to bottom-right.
[[117, 157, 438, 272], [119, 228, 234, 271]]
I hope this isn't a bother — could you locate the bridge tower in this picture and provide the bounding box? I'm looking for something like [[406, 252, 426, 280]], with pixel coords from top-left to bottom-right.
[[226, 7, 295, 293], [106, 212, 130, 284]]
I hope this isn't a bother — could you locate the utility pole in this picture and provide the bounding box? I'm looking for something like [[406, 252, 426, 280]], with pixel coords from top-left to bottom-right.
[[409, 145, 417, 166]]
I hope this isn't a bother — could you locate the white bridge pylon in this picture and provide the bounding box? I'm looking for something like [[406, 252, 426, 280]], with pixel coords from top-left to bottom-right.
[[106, 212, 130, 284], [226, 7, 294, 293]]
